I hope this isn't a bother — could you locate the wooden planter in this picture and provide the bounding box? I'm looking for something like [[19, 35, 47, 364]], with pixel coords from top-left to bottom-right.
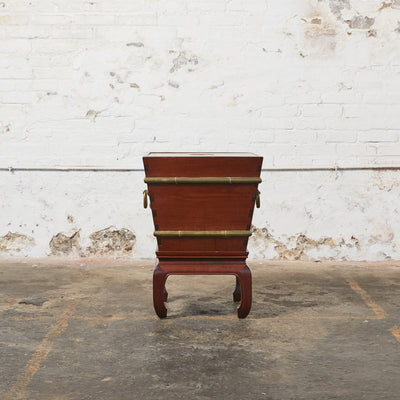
[[143, 152, 263, 318]]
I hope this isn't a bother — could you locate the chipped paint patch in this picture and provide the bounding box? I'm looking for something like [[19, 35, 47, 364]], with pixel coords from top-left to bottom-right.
[[168, 80, 180, 88], [372, 170, 400, 192], [86, 227, 135, 256], [49, 231, 81, 256], [49, 227, 136, 257], [0, 232, 35, 253], [300, 2, 340, 56], [379, 0, 400, 11], [85, 109, 102, 122], [346, 15, 375, 29], [126, 42, 144, 47], [250, 226, 362, 261], [170, 51, 199, 73], [329, 0, 351, 21], [0, 122, 11, 134]]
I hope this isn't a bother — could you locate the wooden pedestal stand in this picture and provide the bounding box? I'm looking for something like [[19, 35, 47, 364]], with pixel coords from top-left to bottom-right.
[[143, 153, 263, 319]]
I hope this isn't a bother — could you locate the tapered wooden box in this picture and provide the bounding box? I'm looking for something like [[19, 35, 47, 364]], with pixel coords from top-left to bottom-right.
[[143, 152, 263, 318]]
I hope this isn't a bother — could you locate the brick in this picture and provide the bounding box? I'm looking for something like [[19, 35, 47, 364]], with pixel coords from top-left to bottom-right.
[[321, 91, 363, 104], [31, 38, 82, 54], [253, 130, 274, 143], [0, 91, 36, 104], [115, 13, 158, 26], [258, 118, 294, 130], [0, 79, 31, 91], [376, 144, 400, 156], [275, 131, 317, 144], [343, 104, 386, 118], [337, 144, 377, 157], [0, 66, 32, 79], [73, 14, 115, 25], [199, 13, 243, 26], [363, 91, 400, 104], [32, 67, 73, 80], [260, 105, 299, 118], [227, 0, 267, 13], [294, 118, 326, 130], [30, 15, 75, 25], [158, 15, 199, 26], [358, 131, 399, 143], [0, 15, 29, 25], [318, 131, 357, 143], [302, 104, 342, 118], [370, 155, 400, 165], [0, 39, 31, 53], [188, 1, 226, 12]]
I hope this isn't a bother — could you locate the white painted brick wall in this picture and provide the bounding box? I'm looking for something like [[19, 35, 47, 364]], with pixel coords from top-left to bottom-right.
[[1, 0, 400, 260]]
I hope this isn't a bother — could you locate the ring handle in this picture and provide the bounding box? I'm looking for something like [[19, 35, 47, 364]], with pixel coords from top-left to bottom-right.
[[143, 190, 149, 208], [255, 190, 260, 208]]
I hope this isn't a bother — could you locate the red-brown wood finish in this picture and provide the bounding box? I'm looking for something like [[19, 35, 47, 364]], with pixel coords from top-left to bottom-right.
[[143, 152, 263, 318]]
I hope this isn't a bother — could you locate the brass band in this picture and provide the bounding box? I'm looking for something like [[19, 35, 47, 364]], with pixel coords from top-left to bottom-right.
[[144, 177, 261, 184], [154, 230, 252, 238]]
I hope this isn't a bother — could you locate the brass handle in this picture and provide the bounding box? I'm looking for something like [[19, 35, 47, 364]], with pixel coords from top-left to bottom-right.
[[256, 190, 260, 208], [143, 190, 149, 208]]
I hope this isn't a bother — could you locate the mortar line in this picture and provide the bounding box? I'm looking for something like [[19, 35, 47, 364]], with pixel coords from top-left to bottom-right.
[[1, 166, 400, 172], [347, 279, 387, 319], [4, 301, 77, 400]]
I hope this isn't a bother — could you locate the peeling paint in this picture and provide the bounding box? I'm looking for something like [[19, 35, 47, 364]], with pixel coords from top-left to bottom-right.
[[85, 109, 102, 122], [209, 81, 224, 90], [0, 232, 35, 253], [250, 226, 361, 261], [86, 227, 135, 256], [170, 51, 198, 73], [301, 3, 339, 56], [369, 224, 394, 244], [310, 17, 322, 24], [346, 15, 375, 29], [372, 170, 400, 192], [126, 42, 144, 47], [300, 0, 394, 55], [49, 227, 136, 257], [378, 2, 393, 11], [0, 123, 10, 134], [379, 0, 400, 10], [275, 234, 337, 261], [329, 0, 350, 21], [168, 80, 180, 88], [49, 231, 81, 256]]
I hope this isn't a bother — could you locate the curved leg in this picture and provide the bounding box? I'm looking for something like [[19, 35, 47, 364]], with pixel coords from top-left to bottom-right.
[[233, 276, 241, 302], [163, 287, 168, 302], [236, 266, 252, 319], [153, 265, 168, 318]]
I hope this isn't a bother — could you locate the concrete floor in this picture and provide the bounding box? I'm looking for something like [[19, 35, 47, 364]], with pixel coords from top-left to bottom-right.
[[1, 259, 400, 400]]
